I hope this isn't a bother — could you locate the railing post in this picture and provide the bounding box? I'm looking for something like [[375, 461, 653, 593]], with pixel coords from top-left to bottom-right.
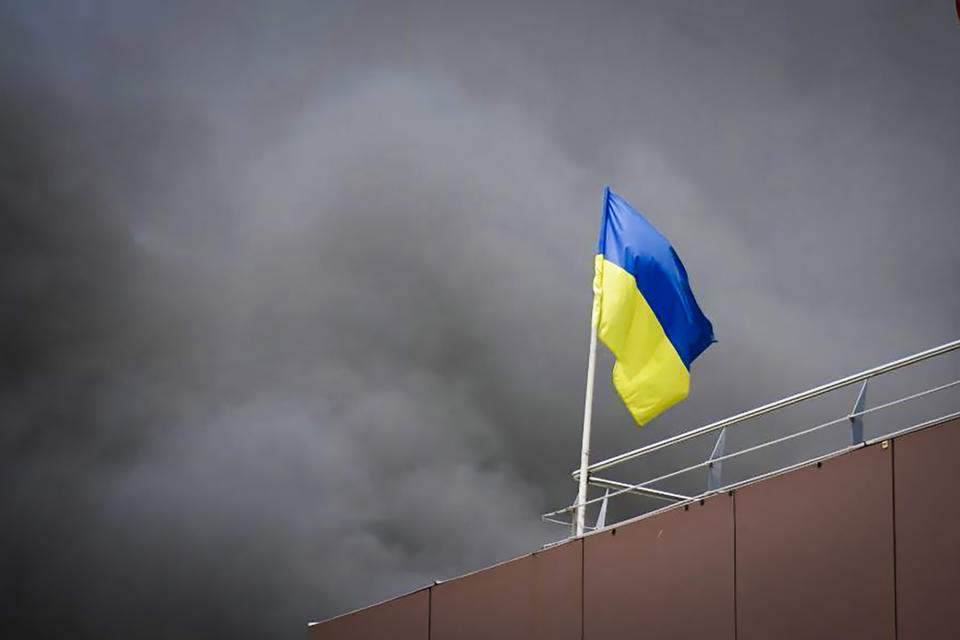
[[707, 427, 726, 491], [849, 380, 868, 445]]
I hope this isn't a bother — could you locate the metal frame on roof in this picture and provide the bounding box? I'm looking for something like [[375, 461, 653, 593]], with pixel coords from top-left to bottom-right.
[[544, 338, 960, 533]]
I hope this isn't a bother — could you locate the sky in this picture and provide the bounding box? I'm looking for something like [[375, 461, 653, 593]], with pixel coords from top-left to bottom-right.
[[1, 1, 958, 637]]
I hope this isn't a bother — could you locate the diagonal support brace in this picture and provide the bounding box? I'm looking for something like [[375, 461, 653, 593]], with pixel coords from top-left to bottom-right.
[[849, 380, 868, 445], [708, 427, 727, 491]]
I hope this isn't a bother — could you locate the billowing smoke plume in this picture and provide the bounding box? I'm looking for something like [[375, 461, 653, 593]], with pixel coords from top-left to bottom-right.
[[2, 1, 957, 638]]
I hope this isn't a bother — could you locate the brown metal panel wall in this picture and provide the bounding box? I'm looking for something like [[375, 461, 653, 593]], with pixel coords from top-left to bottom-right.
[[583, 494, 735, 640], [530, 540, 582, 640], [895, 418, 960, 640], [308, 589, 428, 640], [430, 540, 581, 640], [736, 444, 895, 640]]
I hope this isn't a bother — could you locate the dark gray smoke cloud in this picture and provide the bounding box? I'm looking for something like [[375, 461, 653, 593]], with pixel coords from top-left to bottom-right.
[[1, 1, 958, 637]]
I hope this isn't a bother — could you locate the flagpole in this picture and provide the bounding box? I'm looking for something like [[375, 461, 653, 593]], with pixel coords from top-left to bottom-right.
[[576, 188, 607, 537], [574, 318, 598, 537]]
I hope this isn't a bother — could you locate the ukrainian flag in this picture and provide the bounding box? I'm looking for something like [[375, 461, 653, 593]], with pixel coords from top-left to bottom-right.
[[593, 187, 715, 425]]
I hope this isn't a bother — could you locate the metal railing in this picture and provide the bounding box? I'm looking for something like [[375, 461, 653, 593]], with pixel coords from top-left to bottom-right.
[[543, 338, 960, 532]]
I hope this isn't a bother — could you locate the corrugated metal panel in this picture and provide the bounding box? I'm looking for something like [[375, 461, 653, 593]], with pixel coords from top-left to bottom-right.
[[736, 443, 895, 640], [583, 494, 735, 640], [430, 540, 581, 640], [894, 418, 960, 639], [308, 589, 428, 640]]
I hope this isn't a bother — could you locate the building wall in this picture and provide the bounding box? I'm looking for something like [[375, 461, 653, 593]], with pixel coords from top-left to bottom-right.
[[308, 589, 428, 640], [431, 538, 581, 640], [309, 418, 960, 639], [893, 420, 960, 639], [583, 492, 734, 640], [735, 442, 895, 639]]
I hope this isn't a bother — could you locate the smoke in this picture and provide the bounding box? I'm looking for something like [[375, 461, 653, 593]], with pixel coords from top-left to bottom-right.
[[1, 1, 958, 638]]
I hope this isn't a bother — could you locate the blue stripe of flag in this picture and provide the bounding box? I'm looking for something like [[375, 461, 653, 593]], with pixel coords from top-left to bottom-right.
[[597, 187, 715, 369]]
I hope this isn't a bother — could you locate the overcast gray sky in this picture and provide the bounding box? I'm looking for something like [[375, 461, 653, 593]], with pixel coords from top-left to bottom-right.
[[1, 1, 958, 638]]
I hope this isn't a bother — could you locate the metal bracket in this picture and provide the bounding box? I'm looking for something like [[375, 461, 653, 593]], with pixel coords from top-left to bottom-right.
[[595, 489, 610, 530], [849, 380, 868, 445], [707, 427, 727, 491]]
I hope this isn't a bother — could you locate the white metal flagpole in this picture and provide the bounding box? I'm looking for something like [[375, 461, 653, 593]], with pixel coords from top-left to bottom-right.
[[573, 256, 603, 536], [576, 192, 607, 537], [575, 292, 600, 536]]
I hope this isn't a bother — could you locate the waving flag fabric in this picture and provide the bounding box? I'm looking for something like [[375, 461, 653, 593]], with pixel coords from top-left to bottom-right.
[[593, 187, 715, 425]]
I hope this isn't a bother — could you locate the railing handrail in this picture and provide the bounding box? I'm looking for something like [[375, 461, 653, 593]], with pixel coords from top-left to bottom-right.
[[573, 338, 960, 479]]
